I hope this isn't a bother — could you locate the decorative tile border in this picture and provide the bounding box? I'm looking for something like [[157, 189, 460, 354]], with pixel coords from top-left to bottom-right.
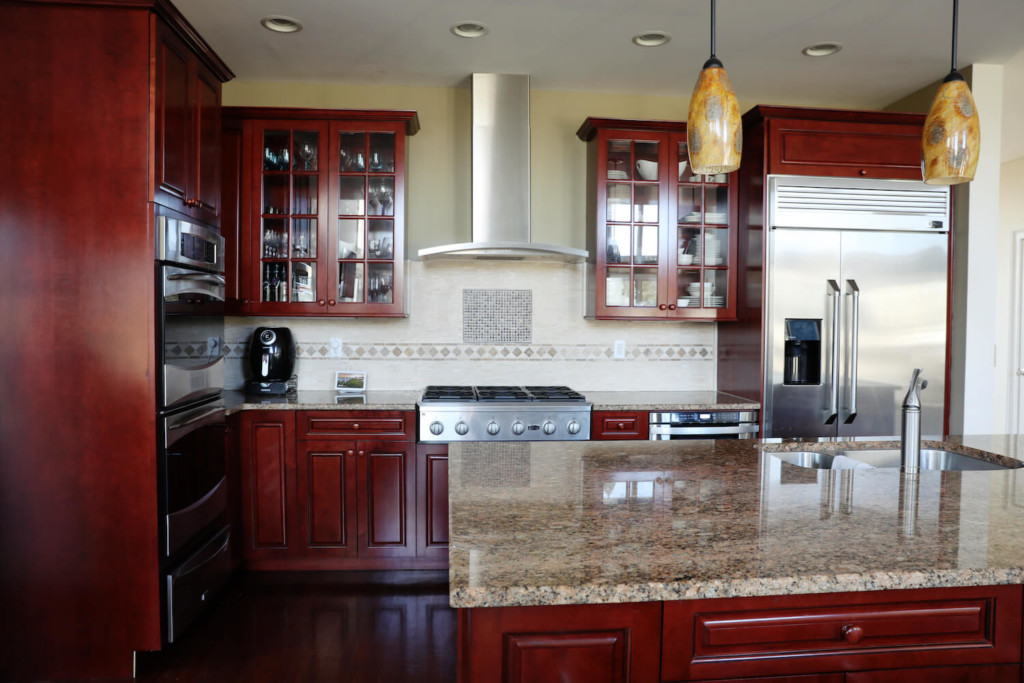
[[214, 341, 714, 362]]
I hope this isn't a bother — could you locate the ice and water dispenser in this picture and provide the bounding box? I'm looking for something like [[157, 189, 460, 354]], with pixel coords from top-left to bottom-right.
[[784, 319, 821, 385]]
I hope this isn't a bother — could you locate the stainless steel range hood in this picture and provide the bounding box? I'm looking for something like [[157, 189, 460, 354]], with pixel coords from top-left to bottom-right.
[[418, 74, 588, 263]]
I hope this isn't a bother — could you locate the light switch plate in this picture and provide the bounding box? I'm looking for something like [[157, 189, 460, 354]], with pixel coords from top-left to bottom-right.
[[329, 338, 343, 358], [613, 340, 626, 359]]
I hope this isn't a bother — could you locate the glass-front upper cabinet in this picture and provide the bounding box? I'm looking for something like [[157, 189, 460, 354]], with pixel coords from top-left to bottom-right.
[[231, 109, 419, 317], [577, 117, 737, 321]]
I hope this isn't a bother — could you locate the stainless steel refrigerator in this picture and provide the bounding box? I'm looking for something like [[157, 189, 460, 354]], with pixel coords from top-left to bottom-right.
[[763, 176, 951, 439]]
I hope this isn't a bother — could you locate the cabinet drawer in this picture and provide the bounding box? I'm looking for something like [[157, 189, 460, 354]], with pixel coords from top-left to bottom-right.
[[662, 586, 1022, 681], [592, 411, 649, 440], [301, 411, 414, 439]]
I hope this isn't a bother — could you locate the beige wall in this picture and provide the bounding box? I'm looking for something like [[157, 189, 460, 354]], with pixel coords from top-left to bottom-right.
[[998, 157, 1024, 430]]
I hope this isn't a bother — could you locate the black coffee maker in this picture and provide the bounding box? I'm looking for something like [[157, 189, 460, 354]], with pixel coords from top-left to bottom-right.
[[246, 327, 296, 395]]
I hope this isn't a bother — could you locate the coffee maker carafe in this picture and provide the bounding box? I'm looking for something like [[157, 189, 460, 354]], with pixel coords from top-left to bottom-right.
[[246, 327, 296, 394]]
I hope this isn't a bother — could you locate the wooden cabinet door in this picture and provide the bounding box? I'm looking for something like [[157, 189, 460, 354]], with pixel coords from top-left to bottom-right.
[[191, 61, 221, 226], [153, 21, 191, 213], [358, 440, 415, 558], [295, 440, 359, 558], [417, 444, 449, 560], [237, 411, 295, 561]]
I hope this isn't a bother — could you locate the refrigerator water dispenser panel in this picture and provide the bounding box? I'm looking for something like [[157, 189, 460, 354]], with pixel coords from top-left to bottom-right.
[[784, 319, 820, 385]]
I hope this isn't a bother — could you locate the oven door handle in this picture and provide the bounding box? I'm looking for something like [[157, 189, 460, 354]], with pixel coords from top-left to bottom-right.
[[649, 424, 760, 437], [167, 273, 227, 286], [166, 402, 225, 448]]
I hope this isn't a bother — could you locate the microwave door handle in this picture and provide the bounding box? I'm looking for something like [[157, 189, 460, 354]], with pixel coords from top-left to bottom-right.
[[844, 279, 860, 423], [823, 279, 840, 425]]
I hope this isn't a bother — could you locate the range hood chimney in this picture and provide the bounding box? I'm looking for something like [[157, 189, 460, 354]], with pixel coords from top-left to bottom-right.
[[418, 74, 588, 263]]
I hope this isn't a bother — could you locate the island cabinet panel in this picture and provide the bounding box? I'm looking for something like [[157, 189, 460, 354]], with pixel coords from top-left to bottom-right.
[[416, 444, 450, 558], [845, 663, 1020, 682], [592, 410, 649, 439], [459, 602, 662, 683], [237, 411, 296, 559], [661, 585, 1023, 681]]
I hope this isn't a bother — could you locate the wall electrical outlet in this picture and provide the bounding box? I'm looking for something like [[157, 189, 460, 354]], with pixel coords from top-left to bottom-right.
[[207, 336, 221, 357], [613, 340, 626, 359], [329, 338, 343, 358]]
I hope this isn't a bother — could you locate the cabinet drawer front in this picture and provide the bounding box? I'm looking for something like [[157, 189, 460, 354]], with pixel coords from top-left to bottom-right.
[[663, 586, 1022, 681], [769, 119, 923, 180], [302, 411, 414, 439], [592, 411, 649, 440]]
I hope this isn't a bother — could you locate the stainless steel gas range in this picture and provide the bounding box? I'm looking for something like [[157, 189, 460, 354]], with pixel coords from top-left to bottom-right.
[[418, 386, 592, 442]]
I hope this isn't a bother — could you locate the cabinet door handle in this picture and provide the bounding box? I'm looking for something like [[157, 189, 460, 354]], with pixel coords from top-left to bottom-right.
[[317, 299, 326, 306], [668, 304, 677, 310], [357, 450, 365, 457], [858, 169, 867, 176], [328, 299, 337, 306], [841, 625, 863, 644], [346, 450, 355, 457], [658, 303, 667, 310], [352, 423, 360, 430]]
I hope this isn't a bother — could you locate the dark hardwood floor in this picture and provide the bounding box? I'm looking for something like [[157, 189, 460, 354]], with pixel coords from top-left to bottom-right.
[[136, 570, 456, 682]]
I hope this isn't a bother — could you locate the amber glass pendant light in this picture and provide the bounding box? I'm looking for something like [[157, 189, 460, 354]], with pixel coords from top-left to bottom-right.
[[687, 0, 741, 175], [922, 0, 980, 184]]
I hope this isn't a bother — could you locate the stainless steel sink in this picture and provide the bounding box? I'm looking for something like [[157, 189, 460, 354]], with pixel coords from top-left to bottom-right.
[[832, 448, 1020, 471], [770, 448, 1020, 471]]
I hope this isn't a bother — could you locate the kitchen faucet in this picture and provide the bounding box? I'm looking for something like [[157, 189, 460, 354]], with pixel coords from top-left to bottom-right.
[[900, 369, 928, 473]]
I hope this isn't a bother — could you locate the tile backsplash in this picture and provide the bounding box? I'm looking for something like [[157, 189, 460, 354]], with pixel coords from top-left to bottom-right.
[[222, 260, 717, 392]]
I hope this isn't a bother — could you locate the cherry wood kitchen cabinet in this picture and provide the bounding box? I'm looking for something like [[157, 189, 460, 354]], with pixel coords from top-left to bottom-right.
[[0, 1, 232, 679], [237, 411, 296, 564], [222, 107, 419, 317], [591, 410, 649, 439], [153, 19, 225, 227], [417, 444, 450, 558], [577, 118, 738, 321]]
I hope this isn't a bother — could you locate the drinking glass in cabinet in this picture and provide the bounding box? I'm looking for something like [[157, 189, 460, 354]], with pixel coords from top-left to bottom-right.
[[291, 219, 316, 257], [338, 262, 364, 303], [337, 219, 364, 259], [262, 263, 289, 302], [293, 131, 319, 171], [368, 219, 394, 259], [678, 186, 702, 224], [338, 133, 365, 172], [263, 131, 289, 171], [633, 185, 658, 223], [369, 133, 395, 172], [606, 183, 631, 223], [633, 225, 659, 265], [338, 177, 365, 215], [367, 263, 394, 304], [291, 262, 316, 302], [263, 219, 287, 257], [605, 268, 631, 307], [606, 225, 631, 264], [263, 176, 289, 215], [368, 177, 395, 216], [633, 269, 658, 307]]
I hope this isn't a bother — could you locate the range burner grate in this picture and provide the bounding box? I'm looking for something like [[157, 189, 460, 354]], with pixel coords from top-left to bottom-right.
[[420, 385, 587, 403]]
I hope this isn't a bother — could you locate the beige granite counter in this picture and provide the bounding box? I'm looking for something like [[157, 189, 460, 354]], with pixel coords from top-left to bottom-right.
[[587, 390, 759, 411], [448, 436, 1024, 608], [224, 390, 420, 415]]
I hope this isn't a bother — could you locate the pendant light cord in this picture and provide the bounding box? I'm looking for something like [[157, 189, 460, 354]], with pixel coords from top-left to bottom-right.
[[710, 0, 716, 59], [950, 0, 959, 73]]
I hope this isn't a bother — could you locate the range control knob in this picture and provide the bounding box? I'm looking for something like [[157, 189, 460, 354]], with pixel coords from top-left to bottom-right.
[[511, 420, 526, 435], [542, 421, 556, 435], [429, 421, 444, 436], [566, 420, 581, 435], [455, 421, 470, 436], [486, 421, 501, 436]]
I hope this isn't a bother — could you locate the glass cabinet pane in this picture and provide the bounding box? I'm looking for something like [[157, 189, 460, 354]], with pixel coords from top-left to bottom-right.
[[292, 131, 319, 171], [677, 140, 702, 183], [633, 225, 659, 265], [368, 219, 394, 259], [606, 183, 631, 222], [367, 263, 394, 304], [262, 262, 289, 302], [291, 262, 316, 302], [634, 185, 658, 223], [262, 218, 287, 257], [337, 219, 365, 259], [633, 269, 658, 307], [605, 268, 631, 307], [339, 177, 365, 215], [368, 177, 395, 217], [678, 186, 701, 224], [676, 270, 701, 309], [291, 219, 316, 258], [704, 270, 726, 308], [263, 131, 289, 171], [677, 226, 700, 266], [606, 225, 631, 264], [635, 141, 659, 180], [607, 139, 631, 180], [293, 176, 318, 215], [263, 175, 289, 215], [705, 185, 728, 224], [704, 229, 725, 266], [339, 132, 365, 172], [368, 133, 395, 172], [338, 262, 364, 303]]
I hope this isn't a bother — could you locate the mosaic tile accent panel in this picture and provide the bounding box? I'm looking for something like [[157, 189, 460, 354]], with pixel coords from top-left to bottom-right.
[[463, 289, 531, 345], [217, 342, 714, 362]]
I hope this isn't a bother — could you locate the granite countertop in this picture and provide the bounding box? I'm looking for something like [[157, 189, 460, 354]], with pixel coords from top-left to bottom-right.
[[448, 436, 1024, 609], [225, 389, 759, 414]]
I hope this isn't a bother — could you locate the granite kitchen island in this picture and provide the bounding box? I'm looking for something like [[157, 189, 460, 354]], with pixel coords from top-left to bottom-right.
[[450, 437, 1024, 682]]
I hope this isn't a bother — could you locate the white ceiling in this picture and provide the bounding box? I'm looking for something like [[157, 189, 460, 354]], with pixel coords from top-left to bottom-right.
[[175, 0, 1024, 160]]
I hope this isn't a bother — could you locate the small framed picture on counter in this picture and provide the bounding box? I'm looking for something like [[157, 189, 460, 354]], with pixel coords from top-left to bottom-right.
[[335, 371, 367, 392]]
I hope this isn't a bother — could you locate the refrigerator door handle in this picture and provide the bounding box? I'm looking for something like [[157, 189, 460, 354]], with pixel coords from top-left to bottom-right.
[[844, 279, 860, 423], [824, 279, 840, 425]]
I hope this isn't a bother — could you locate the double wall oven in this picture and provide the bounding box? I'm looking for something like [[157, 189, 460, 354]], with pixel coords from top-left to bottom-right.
[[156, 215, 231, 643]]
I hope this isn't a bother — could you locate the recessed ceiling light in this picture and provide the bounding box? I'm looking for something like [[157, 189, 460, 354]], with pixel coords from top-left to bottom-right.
[[802, 42, 843, 57], [632, 31, 671, 47], [260, 15, 303, 33], [450, 21, 489, 39]]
